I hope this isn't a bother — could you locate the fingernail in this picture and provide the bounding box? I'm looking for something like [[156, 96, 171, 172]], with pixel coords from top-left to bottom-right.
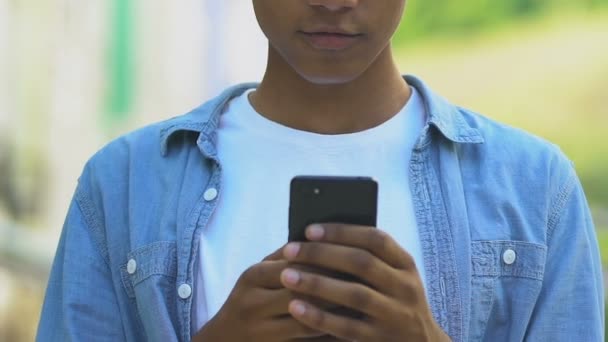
[[306, 224, 325, 240], [282, 269, 300, 285], [284, 243, 300, 259], [291, 301, 306, 316]]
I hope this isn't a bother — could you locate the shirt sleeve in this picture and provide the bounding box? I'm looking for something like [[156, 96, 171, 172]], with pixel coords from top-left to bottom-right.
[[36, 179, 125, 341], [524, 168, 604, 341]]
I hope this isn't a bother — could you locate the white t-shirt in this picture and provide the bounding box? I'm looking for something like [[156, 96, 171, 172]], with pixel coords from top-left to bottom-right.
[[193, 87, 428, 331]]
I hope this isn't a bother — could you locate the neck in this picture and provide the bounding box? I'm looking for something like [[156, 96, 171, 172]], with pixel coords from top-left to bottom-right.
[[249, 45, 411, 135]]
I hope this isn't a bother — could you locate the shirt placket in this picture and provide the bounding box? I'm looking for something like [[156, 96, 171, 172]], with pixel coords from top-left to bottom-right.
[[410, 142, 464, 341]]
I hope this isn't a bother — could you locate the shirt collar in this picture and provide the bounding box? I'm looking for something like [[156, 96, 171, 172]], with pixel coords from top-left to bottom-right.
[[405, 75, 484, 147], [159, 75, 483, 158]]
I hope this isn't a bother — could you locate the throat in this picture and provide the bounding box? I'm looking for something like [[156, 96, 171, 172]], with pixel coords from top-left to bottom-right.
[[248, 79, 412, 135]]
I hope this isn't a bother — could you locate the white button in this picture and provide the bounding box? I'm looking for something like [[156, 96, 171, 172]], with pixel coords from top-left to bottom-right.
[[178, 284, 192, 299], [204, 188, 218, 201], [503, 249, 517, 265], [127, 259, 137, 274]]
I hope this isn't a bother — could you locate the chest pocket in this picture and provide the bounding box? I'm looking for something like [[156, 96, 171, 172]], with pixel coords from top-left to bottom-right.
[[469, 240, 547, 342], [120, 241, 178, 298], [119, 241, 180, 341]]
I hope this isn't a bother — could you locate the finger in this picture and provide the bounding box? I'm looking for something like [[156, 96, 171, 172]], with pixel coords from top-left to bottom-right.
[[241, 260, 289, 289], [280, 267, 394, 319], [288, 299, 375, 342], [252, 287, 340, 318], [294, 293, 342, 313], [306, 224, 415, 270], [289, 265, 352, 311], [254, 315, 324, 339], [252, 288, 297, 317], [283, 241, 396, 292], [286, 335, 344, 341]]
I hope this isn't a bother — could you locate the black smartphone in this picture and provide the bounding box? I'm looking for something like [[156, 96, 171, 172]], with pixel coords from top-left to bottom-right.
[[288, 176, 378, 242]]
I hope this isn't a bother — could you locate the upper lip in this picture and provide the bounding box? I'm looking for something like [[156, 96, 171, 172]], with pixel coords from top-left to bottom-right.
[[300, 26, 362, 36]]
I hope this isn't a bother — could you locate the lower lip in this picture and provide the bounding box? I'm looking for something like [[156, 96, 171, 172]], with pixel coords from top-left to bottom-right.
[[301, 33, 362, 51]]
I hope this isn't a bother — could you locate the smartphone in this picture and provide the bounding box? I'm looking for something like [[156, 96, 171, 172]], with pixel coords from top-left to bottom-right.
[[288, 176, 378, 242]]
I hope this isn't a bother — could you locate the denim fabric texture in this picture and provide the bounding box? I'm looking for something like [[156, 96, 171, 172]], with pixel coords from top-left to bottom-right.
[[37, 75, 604, 341]]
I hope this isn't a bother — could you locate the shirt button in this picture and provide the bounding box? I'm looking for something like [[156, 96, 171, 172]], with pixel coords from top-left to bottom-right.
[[178, 284, 192, 299], [503, 249, 517, 265], [127, 259, 137, 274], [203, 188, 218, 201]]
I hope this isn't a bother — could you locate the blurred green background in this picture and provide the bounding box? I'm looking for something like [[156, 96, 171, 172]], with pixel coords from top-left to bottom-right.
[[0, 1, 606, 340]]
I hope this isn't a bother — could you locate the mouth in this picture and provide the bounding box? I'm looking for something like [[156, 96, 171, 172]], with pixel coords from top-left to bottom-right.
[[299, 30, 364, 51]]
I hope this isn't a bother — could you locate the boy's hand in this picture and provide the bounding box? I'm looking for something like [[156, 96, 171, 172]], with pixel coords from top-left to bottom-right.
[[280, 224, 451, 342], [193, 247, 329, 342]]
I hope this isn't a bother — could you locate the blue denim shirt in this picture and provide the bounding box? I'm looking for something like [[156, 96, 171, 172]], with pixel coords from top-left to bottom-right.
[[37, 76, 604, 341]]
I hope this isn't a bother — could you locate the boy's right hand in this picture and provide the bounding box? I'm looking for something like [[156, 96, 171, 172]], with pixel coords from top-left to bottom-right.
[[193, 247, 336, 341]]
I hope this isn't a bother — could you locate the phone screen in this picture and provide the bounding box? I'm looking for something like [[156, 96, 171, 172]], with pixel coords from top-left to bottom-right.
[[288, 176, 378, 242]]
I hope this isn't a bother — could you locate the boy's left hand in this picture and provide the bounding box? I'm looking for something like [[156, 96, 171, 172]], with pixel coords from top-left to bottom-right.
[[280, 224, 451, 342]]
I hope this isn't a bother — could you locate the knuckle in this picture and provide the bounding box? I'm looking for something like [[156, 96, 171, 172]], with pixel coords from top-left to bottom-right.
[[241, 263, 265, 284], [396, 249, 416, 270], [406, 259, 419, 273], [398, 249, 416, 270], [349, 284, 372, 309], [408, 255, 419, 270], [399, 277, 421, 302], [301, 243, 320, 262], [339, 320, 361, 341], [310, 308, 326, 328], [351, 250, 375, 272], [326, 223, 345, 239], [399, 307, 416, 323], [369, 230, 388, 252], [305, 273, 323, 293], [240, 265, 257, 283]]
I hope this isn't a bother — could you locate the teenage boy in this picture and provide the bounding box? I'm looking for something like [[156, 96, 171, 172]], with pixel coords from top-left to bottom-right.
[[38, 1, 604, 341]]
